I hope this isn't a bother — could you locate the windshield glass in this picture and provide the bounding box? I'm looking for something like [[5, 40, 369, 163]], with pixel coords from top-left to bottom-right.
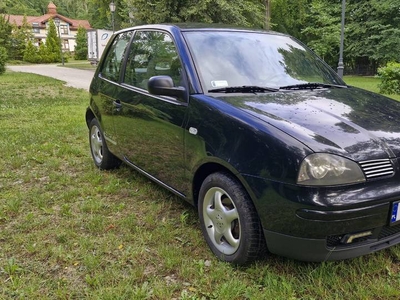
[[183, 31, 345, 92]]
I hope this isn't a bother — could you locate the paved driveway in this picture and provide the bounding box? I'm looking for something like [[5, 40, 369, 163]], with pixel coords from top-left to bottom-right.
[[7, 64, 95, 91]]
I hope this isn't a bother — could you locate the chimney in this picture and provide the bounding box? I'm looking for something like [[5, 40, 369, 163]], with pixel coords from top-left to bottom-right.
[[47, 2, 57, 15]]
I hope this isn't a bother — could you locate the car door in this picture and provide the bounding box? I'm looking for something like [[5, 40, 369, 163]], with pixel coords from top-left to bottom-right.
[[94, 31, 133, 149], [114, 30, 189, 195]]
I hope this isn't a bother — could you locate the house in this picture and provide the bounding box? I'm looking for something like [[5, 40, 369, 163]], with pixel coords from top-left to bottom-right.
[[6, 2, 91, 52]]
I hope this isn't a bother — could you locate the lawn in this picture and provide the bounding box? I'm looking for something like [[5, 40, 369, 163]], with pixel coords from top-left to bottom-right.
[[344, 75, 400, 102], [1, 71, 400, 299], [62, 59, 98, 70]]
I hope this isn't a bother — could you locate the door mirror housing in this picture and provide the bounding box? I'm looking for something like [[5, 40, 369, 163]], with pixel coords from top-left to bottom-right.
[[147, 75, 186, 100]]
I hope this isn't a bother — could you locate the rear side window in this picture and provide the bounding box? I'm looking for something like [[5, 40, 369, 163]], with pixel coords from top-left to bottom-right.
[[100, 31, 132, 82], [123, 31, 183, 89]]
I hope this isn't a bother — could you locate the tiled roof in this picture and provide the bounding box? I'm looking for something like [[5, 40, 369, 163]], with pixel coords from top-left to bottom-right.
[[5, 6, 91, 30]]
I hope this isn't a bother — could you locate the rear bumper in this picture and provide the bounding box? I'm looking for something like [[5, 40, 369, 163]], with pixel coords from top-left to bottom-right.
[[264, 226, 400, 262]]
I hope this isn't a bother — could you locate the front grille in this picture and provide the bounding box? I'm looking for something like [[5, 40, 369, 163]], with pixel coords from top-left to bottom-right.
[[327, 235, 342, 247], [379, 224, 400, 239], [359, 159, 394, 179], [327, 224, 400, 248]]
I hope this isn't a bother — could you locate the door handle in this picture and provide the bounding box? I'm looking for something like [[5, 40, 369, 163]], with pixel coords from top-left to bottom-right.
[[113, 100, 122, 111]]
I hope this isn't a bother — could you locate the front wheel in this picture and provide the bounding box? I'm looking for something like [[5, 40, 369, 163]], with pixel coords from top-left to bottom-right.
[[198, 172, 265, 265], [89, 118, 121, 170]]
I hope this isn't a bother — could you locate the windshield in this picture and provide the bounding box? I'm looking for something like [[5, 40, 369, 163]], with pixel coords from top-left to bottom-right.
[[183, 31, 345, 92]]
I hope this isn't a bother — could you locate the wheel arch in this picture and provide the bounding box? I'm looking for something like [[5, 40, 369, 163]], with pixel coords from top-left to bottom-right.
[[85, 108, 96, 128], [191, 162, 257, 209]]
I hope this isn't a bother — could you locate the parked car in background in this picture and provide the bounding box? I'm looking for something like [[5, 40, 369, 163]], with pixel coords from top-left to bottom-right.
[[86, 24, 400, 265]]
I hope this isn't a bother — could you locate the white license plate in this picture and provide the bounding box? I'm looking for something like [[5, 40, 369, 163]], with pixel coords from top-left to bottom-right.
[[391, 201, 400, 225]]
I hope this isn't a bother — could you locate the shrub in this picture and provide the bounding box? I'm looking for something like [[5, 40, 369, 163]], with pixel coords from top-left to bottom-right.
[[38, 43, 54, 63], [377, 62, 400, 95], [74, 26, 88, 60], [0, 46, 8, 75], [23, 40, 40, 63]]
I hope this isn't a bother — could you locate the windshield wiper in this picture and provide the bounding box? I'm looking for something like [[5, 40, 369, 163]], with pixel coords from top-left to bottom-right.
[[208, 85, 279, 93], [279, 82, 347, 90]]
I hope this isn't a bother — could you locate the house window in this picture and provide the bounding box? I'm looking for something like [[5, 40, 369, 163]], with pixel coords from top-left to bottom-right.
[[60, 25, 68, 35], [62, 40, 69, 50], [32, 22, 40, 33]]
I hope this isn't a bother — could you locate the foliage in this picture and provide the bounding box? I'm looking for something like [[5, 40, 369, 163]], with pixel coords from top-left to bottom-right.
[[2, 0, 400, 74], [9, 15, 33, 60], [45, 18, 61, 62], [74, 26, 88, 60], [123, 0, 265, 28], [23, 40, 40, 63], [345, 0, 400, 74], [0, 46, 7, 74], [22, 18, 62, 64], [270, 0, 400, 73], [270, 0, 311, 39], [301, 0, 341, 67], [377, 62, 400, 95], [83, 0, 115, 29], [0, 14, 12, 51], [38, 42, 54, 63]]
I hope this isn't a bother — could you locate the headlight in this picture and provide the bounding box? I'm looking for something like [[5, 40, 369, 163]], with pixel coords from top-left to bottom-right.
[[297, 153, 365, 186]]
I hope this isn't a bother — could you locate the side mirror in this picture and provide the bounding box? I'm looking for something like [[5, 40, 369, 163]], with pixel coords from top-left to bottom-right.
[[147, 75, 186, 100]]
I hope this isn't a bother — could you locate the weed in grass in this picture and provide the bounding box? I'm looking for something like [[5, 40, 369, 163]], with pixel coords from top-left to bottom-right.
[[60, 203, 72, 217], [85, 214, 106, 234], [180, 210, 190, 226], [80, 196, 105, 213], [2, 258, 22, 277], [5, 196, 22, 214]]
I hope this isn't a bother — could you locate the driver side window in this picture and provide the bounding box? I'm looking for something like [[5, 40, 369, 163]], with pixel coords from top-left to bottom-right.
[[123, 31, 183, 89]]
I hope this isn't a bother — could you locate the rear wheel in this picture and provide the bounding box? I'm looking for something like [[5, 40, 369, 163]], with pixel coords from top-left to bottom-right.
[[89, 118, 121, 169], [198, 172, 265, 265]]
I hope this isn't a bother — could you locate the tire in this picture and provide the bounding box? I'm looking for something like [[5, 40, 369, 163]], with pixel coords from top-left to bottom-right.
[[89, 118, 121, 170], [198, 172, 265, 265]]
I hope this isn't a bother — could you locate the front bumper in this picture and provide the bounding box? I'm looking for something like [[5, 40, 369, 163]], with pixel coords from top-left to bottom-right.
[[264, 224, 400, 261], [243, 173, 400, 261]]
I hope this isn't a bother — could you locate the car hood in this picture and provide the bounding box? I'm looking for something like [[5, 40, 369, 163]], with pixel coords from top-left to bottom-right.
[[217, 87, 400, 161]]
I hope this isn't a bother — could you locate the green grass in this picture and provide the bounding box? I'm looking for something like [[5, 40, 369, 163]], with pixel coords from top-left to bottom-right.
[[1, 71, 400, 299], [61, 59, 97, 70], [7, 59, 97, 70], [344, 75, 400, 101]]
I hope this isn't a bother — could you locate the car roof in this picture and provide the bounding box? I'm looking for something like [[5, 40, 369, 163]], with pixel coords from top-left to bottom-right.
[[117, 23, 286, 37]]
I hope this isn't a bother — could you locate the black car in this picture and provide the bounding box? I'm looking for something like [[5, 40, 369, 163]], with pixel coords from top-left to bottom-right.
[[86, 24, 400, 264]]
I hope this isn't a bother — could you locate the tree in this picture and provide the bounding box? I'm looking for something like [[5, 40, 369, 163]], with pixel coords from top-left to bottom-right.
[[0, 14, 12, 52], [9, 15, 33, 60], [301, 0, 341, 67], [270, 0, 311, 40], [2, 0, 400, 75], [122, 0, 265, 28], [74, 25, 87, 60], [87, 0, 115, 30], [0, 46, 8, 74], [44, 18, 61, 62], [345, 0, 400, 73], [23, 40, 39, 63], [38, 42, 53, 63]]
